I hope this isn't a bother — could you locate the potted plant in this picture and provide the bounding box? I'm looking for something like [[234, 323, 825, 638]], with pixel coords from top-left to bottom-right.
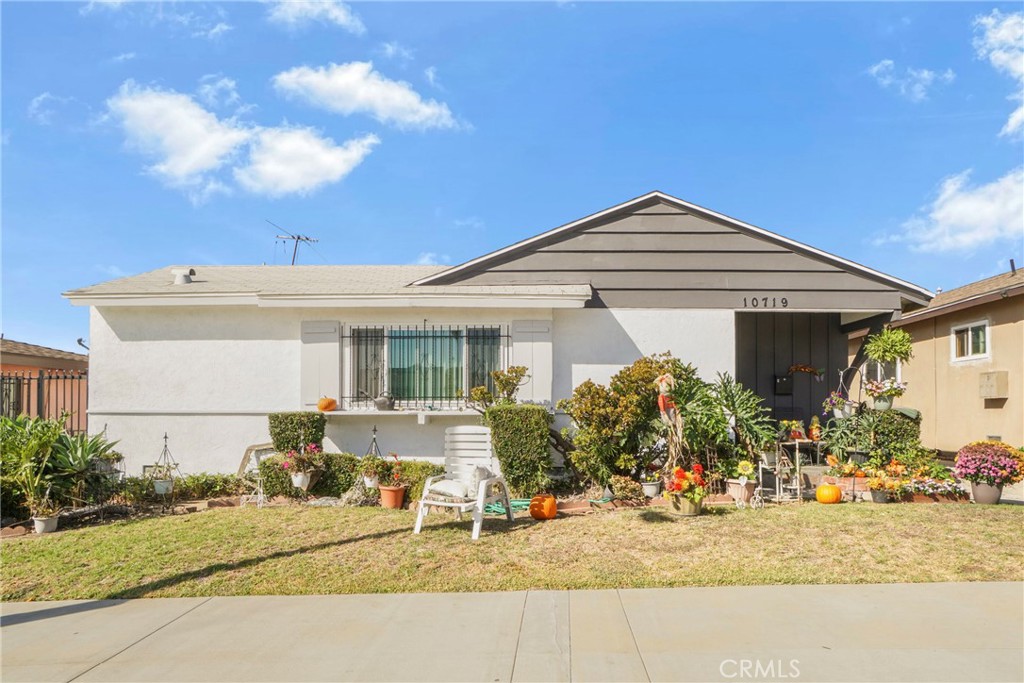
[[663, 464, 707, 516], [280, 442, 323, 491], [378, 452, 407, 509], [639, 468, 662, 498], [357, 451, 384, 488], [822, 391, 854, 420], [864, 326, 914, 366], [867, 476, 890, 503], [151, 465, 174, 496], [953, 441, 1024, 505], [724, 459, 756, 504], [2, 415, 66, 533], [863, 378, 907, 411]]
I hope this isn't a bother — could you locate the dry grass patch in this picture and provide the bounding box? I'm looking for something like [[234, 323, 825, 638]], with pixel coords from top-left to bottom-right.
[[2, 502, 1022, 601]]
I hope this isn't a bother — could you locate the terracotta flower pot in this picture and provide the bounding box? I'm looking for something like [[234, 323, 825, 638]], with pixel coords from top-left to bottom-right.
[[668, 494, 703, 517], [379, 485, 407, 509], [726, 479, 756, 504], [970, 482, 1003, 505]]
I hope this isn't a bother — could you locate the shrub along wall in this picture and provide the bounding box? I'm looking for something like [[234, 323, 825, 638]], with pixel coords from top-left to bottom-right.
[[485, 404, 553, 497], [267, 412, 326, 453]]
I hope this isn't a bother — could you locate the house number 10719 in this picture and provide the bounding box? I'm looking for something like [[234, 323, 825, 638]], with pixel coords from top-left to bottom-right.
[[742, 296, 788, 308]]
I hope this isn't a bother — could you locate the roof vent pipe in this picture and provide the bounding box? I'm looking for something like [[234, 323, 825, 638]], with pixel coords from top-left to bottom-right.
[[171, 268, 196, 285], [1011, 259, 1017, 275]]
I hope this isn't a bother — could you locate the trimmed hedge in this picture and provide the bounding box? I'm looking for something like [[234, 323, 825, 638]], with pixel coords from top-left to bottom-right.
[[267, 412, 326, 453], [873, 409, 922, 455], [485, 403, 552, 496]]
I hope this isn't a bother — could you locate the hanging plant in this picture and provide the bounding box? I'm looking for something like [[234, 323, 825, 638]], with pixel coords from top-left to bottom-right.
[[864, 327, 914, 364]]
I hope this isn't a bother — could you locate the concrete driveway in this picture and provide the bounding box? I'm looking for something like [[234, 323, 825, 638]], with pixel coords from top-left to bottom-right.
[[2, 582, 1021, 682]]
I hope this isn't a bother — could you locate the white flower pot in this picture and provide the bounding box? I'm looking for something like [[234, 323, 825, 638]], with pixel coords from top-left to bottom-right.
[[872, 396, 893, 411], [641, 481, 661, 498], [291, 471, 311, 491], [33, 516, 58, 534], [153, 479, 173, 496], [363, 475, 379, 489], [833, 403, 854, 420]]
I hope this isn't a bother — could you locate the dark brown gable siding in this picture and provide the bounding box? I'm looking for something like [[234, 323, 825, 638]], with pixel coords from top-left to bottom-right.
[[440, 201, 905, 311]]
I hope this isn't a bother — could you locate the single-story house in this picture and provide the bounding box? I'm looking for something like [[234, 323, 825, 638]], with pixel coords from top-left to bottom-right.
[[848, 268, 1023, 455], [64, 191, 933, 474], [0, 337, 89, 432]]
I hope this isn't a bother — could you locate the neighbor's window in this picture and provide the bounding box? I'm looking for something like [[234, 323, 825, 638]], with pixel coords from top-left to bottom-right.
[[349, 325, 505, 407], [952, 321, 988, 361]]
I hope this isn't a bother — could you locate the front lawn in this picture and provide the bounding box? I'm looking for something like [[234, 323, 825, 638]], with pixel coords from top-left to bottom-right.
[[2, 503, 1022, 601]]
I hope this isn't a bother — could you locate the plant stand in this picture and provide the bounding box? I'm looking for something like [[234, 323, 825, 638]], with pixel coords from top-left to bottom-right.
[[150, 433, 184, 513]]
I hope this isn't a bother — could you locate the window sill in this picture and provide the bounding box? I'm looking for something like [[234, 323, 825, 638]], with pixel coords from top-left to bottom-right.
[[320, 409, 478, 424]]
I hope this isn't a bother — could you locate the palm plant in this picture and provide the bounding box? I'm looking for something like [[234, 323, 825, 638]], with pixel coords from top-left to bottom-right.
[[1, 415, 65, 518]]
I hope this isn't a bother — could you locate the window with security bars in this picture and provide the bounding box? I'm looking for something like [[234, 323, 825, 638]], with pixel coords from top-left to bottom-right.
[[347, 325, 508, 408]]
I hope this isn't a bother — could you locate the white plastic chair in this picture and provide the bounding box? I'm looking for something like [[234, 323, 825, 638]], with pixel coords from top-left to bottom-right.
[[413, 425, 512, 540]]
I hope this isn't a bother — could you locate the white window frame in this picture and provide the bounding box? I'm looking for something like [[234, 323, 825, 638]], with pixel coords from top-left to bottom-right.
[[860, 358, 902, 390], [950, 320, 990, 363]]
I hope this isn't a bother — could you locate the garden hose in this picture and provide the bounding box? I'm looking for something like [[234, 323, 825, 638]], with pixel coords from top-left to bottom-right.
[[483, 499, 532, 515]]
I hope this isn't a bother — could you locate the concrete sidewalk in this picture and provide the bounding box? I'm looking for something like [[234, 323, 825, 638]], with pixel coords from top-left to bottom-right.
[[2, 582, 1021, 683]]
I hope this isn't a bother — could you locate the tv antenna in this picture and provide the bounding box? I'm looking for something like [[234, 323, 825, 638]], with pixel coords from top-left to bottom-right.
[[267, 220, 319, 265]]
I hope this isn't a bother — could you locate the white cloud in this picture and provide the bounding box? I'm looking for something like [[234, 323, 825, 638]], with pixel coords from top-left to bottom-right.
[[195, 21, 232, 40], [273, 62, 458, 130], [878, 168, 1024, 252], [379, 41, 414, 63], [424, 66, 440, 88], [266, 0, 365, 34], [234, 128, 379, 197], [973, 10, 1024, 137], [106, 80, 251, 196], [867, 59, 955, 102], [414, 252, 450, 266], [27, 92, 73, 125], [96, 265, 130, 278], [197, 74, 241, 108], [111, 51, 136, 63], [79, 0, 127, 15]]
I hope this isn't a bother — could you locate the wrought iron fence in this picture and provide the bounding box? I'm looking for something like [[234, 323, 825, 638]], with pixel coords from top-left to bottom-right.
[[341, 324, 510, 410], [0, 370, 88, 433]]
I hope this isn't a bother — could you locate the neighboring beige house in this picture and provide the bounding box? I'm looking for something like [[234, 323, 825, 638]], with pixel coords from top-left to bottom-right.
[[850, 269, 1023, 455]]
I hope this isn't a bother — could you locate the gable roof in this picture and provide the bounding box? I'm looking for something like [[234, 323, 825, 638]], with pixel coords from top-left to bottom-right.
[[0, 338, 88, 363], [898, 269, 1023, 323], [412, 190, 934, 303]]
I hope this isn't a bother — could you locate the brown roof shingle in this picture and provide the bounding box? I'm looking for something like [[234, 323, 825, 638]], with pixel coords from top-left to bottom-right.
[[0, 338, 88, 363]]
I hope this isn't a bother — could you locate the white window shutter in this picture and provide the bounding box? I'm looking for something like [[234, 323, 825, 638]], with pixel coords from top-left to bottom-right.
[[511, 320, 552, 404], [300, 321, 341, 408]]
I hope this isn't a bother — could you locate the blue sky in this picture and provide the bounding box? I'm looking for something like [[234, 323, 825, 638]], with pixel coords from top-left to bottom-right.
[[2, 1, 1023, 352]]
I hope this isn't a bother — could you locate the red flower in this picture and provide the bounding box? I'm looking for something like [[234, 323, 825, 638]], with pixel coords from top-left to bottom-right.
[[693, 463, 704, 475]]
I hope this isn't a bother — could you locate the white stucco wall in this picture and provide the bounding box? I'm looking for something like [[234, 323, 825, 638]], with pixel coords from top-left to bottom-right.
[[551, 308, 736, 404], [90, 305, 736, 474], [88, 305, 544, 473]]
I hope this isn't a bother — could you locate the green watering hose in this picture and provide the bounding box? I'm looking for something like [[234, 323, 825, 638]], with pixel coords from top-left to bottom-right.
[[484, 497, 612, 515], [483, 499, 532, 515]]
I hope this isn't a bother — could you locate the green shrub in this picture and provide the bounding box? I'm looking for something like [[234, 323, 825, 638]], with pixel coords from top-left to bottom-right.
[[267, 412, 326, 453], [485, 403, 552, 496], [177, 473, 249, 500], [873, 410, 922, 454], [258, 452, 359, 499], [392, 460, 445, 505], [558, 354, 697, 485]]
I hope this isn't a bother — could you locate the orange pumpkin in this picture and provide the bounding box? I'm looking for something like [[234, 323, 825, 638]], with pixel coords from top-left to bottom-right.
[[816, 484, 843, 504], [854, 470, 866, 478], [529, 494, 557, 520], [317, 396, 338, 412]]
